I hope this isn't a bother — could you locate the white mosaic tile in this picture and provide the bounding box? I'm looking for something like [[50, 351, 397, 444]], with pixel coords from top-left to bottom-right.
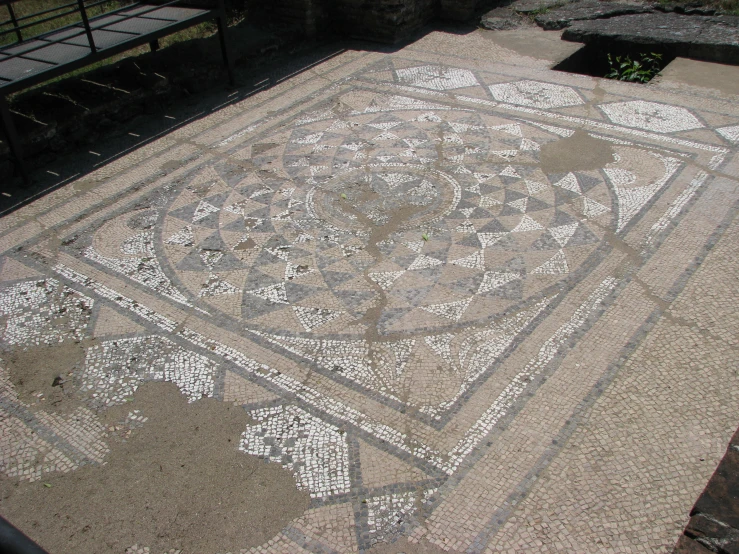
[[293, 306, 343, 332], [367, 491, 417, 546], [0, 279, 93, 348], [395, 65, 479, 90], [599, 101, 703, 133], [421, 298, 472, 322], [610, 153, 682, 231], [85, 232, 193, 308], [488, 80, 583, 109], [450, 250, 484, 270], [240, 404, 350, 498], [79, 335, 217, 407], [716, 124, 739, 144], [478, 271, 521, 293], [369, 271, 406, 291], [531, 249, 569, 275]]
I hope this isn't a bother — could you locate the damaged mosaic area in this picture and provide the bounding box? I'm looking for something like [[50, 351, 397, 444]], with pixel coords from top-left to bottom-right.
[[0, 49, 737, 554]]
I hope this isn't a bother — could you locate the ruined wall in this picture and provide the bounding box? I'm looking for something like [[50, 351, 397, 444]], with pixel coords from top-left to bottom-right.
[[328, 0, 440, 43], [440, 0, 480, 21], [256, 0, 485, 44], [256, 0, 316, 37]]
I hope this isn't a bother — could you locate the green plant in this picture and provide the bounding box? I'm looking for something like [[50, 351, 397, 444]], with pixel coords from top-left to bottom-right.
[[720, 0, 739, 15], [525, 2, 567, 20], [606, 52, 664, 83]]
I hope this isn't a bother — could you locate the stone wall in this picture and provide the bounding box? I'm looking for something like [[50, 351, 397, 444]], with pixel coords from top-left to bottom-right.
[[329, 0, 440, 43], [258, 0, 487, 44], [257, 0, 327, 38], [440, 0, 480, 21]]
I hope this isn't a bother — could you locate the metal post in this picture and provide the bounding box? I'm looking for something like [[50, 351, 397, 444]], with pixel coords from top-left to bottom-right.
[[215, 0, 235, 86], [76, 0, 97, 53], [149, 38, 160, 52], [0, 95, 30, 187], [7, 4, 23, 43]]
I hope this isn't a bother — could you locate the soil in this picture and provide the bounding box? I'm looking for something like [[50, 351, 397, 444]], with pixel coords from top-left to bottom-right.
[[0, 381, 310, 554], [477, 28, 583, 63], [539, 129, 616, 174], [656, 57, 739, 96], [4, 340, 92, 414]]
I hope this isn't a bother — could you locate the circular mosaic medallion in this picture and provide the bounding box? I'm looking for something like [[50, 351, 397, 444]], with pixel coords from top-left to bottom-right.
[[157, 104, 675, 339], [309, 165, 461, 233]]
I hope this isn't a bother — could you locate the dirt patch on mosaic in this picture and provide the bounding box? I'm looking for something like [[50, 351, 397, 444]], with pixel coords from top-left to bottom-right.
[[3, 340, 91, 414], [334, 185, 427, 344], [0, 381, 310, 554], [539, 130, 615, 174]]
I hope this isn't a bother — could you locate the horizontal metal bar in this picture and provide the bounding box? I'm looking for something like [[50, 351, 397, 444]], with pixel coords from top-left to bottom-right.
[[1, 15, 149, 64], [85, 0, 137, 11], [94, 0, 187, 22], [12, 1, 77, 24], [1, 0, 190, 43], [11, 53, 61, 65], [134, 13, 180, 22], [0, 30, 89, 62], [0, 7, 80, 38]]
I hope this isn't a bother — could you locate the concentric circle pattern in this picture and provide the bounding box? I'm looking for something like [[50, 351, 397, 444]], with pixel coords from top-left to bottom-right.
[[159, 107, 665, 338]]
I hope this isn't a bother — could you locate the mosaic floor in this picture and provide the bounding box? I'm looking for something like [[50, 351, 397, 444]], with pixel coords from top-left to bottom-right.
[[1, 31, 739, 553]]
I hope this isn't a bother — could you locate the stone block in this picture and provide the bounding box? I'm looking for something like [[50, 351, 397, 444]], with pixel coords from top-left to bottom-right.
[[331, 0, 438, 43], [441, 0, 479, 21], [563, 13, 739, 65], [534, 0, 654, 30]]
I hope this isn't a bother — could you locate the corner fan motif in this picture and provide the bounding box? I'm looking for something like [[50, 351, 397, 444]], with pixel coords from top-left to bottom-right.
[[83, 85, 681, 416]]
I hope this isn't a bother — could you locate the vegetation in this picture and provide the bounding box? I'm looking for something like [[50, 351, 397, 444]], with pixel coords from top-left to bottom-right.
[[524, 2, 566, 19], [606, 52, 664, 83]]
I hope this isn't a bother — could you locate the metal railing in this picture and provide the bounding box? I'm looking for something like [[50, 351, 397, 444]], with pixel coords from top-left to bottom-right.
[[0, 0, 233, 185], [0, 0, 198, 69]]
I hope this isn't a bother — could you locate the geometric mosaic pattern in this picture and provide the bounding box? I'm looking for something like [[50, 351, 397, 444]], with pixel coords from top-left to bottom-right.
[[1, 37, 737, 554], [717, 124, 739, 144], [599, 100, 704, 133], [0, 278, 93, 347], [396, 65, 479, 91], [488, 80, 584, 109], [79, 335, 218, 408]]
